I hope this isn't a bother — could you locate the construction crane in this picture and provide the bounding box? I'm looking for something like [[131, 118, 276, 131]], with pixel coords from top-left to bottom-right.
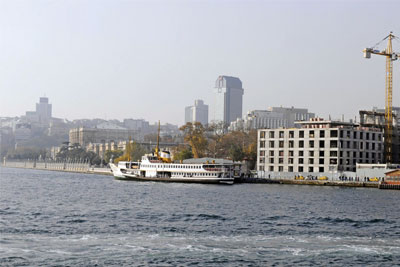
[[363, 32, 400, 163]]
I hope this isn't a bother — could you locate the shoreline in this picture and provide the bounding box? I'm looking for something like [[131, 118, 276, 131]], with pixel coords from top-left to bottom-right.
[[1, 165, 383, 188], [0, 164, 113, 176]]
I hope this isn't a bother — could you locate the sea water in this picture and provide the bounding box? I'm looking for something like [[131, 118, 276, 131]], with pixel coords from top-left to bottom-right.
[[1, 167, 399, 266]]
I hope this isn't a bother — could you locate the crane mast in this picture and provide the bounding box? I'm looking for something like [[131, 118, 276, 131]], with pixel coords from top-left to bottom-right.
[[363, 32, 399, 163]]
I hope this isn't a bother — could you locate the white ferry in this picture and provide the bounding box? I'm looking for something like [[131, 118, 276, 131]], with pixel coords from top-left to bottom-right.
[[110, 122, 235, 184], [110, 153, 235, 184]]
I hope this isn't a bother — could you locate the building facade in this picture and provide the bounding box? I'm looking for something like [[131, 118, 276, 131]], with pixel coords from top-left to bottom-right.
[[360, 106, 400, 164], [185, 99, 209, 126], [229, 107, 315, 131], [257, 118, 384, 174], [24, 97, 52, 125], [69, 126, 137, 147], [214, 75, 244, 124]]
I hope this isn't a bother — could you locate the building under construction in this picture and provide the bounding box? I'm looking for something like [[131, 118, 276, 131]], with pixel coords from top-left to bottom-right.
[[359, 107, 400, 163]]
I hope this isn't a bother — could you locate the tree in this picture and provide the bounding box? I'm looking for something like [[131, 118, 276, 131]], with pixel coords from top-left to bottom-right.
[[228, 144, 245, 161], [6, 147, 47, 160], [104, 150, 123, 163], [179, 122, 207, 158], [173, 146, 193, 161], [114, 141, 147, 163]]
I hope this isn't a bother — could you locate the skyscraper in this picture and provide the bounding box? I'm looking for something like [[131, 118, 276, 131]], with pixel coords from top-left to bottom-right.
[[185, 100, 209, 126], [24, 97, 52, 124], [36, 97, 52, 123], [214, 75, 244, 124]]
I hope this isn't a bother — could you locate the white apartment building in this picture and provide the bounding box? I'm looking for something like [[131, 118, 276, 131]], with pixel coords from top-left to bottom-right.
[[257, 118, 384, 174]]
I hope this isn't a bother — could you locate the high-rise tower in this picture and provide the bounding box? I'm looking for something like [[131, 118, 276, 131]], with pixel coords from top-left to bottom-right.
[[214, 75, 244, 124]]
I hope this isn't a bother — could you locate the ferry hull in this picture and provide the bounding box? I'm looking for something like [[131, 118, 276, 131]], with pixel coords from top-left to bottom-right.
[[115, 174, 234, 185]]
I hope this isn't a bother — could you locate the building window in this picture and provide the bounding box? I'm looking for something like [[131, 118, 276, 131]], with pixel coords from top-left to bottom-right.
[[319, 158, 324, 164], [288, 166, 293, 172], [320, 130, 325, 138], [319, 167, 324, 172], [259, 166, 264, 171], [298, 166, 304, 172], [289, 141, 294, 148], [366, 133, 370, 140], [279, 141, 284, 148], [309, 130, 315, 138], [260, 131, 266, 138], [288, 158, 294, 164], [279, 131, 284, 138], [289, 151, 294, 157], [260, 141, 265, 148], [299, 140, 304, 148], [319, 151, 324, 157], [289, 131, 294, 138], [309, 158, 314, 164], [269, 141, 275, 148], [299, 131, 304, 138], [269, 131, 274, 138], [260, 151, 265, 156], [299, 151, 304, 156], [330, 130, 338, 138], [279, 158, 284, 164], [309, 151, 314, 157], [319, 140, 325, 148], [269, 151, 274, 156], [269, 158, 274, 164], [309, 167, 314, 172], [269, 166, 274, 172], [330, 158, 337, 164], [330, 140, 338, 148], [330, 151, 337, 157], [259, 158, 265, 163], [279, 150, 284, 157], [298, 158, 304, 164], [279, 166, 283, 172], [309, 140, 314, 148]]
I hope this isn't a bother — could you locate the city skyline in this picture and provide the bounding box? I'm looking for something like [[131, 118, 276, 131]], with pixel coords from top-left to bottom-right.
[[0, 0, 399, 125]]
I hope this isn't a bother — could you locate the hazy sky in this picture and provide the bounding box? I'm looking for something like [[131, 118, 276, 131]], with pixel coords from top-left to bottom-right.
[[0, 0, 399, 125]]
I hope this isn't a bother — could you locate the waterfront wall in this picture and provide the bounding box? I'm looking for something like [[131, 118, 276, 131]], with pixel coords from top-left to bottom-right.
[[256, 171, 383, 181], [2, 159, 90, 172]]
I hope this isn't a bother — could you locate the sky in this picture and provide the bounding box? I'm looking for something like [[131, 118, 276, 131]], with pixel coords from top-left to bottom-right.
[[0, 0, 399, 126]]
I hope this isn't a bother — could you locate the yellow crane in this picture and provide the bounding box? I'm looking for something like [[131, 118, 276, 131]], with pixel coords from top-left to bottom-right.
[[363, 32, 400, 163]]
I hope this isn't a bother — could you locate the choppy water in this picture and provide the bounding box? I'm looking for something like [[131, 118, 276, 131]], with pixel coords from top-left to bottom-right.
[[0, 167, 399, 266]]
